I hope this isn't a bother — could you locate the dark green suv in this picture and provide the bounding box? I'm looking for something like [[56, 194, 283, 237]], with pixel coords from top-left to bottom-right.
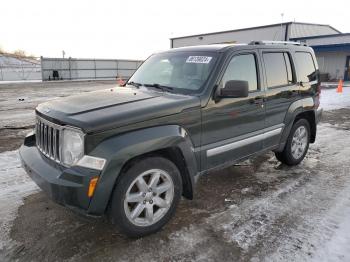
[[20, 41, 322, 237]]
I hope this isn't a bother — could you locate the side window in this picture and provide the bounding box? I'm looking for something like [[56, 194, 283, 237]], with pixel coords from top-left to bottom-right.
[[263, 52, 291, 88], [221, 54, 258, 92], [295, 52, 317, 83]]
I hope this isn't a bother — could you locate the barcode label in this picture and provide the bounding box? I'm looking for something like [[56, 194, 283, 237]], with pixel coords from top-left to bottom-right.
[[186, 56, 212, 64]]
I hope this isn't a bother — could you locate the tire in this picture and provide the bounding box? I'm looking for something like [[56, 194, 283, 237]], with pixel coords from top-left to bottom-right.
[[275, 119, 310, 166], [109, 156, 182, 237]]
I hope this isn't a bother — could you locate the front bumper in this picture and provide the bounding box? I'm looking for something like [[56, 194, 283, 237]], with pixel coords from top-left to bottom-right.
[[19, 134, 101, 216]]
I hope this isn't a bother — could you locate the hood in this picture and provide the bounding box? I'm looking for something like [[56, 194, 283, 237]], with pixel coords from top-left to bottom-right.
[[36, 87, 200, 133]]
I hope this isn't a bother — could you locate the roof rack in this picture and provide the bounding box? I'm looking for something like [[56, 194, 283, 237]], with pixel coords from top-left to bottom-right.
[[249, 40, 307, 46]]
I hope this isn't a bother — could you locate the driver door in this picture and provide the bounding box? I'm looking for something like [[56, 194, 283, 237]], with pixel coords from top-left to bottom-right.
[[201, 51, 266, 170]]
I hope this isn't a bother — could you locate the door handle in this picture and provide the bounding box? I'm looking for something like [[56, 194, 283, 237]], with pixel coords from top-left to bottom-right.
[[288, 90, 299, 96], [250, 97, 264, 104]]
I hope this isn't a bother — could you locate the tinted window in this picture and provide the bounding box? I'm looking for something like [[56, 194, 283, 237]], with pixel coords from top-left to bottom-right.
[[295, 52, 317, 83], [221, 54, 258, 91], [263, 52, 291, 88]]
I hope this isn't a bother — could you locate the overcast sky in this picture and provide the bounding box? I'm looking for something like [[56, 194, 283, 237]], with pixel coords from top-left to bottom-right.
[[1, 0, 349, 60]]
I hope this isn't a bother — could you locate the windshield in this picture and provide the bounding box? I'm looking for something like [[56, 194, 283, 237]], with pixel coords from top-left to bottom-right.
[[127, 51, 218, 94]]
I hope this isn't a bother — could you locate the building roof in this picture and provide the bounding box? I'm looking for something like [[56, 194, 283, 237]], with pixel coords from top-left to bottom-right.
[[290, 33, 350, 52], [170, 22, 341, 40], [291, 32, 350, 41], [162, 42, 312, 54]]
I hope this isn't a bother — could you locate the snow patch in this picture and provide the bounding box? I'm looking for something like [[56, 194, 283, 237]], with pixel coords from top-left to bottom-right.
[[206, 124, 350, 260], [312, 204, 350, 262], [0, 150, 39, 252], [321, 87, 350, 110]]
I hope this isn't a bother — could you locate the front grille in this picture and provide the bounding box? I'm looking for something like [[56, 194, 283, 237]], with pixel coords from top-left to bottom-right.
[[36, 116, 62, 163]]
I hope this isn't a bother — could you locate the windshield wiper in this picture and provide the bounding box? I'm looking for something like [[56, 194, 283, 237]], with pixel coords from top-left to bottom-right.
[[126, 81, 142, 88], [143, 83, 174, 92]]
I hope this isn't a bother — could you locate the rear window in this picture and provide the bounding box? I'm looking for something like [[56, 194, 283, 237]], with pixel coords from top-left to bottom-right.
[[295, 52, 317, 83], [263, 52, 293, 88]]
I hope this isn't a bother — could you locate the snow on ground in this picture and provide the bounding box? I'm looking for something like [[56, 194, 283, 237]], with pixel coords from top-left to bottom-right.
[[321, 87, 350, 110], [313, 206, 350, 262], [0, 151, 39, 251], [114, 123, 349, 262], [257, 125, 350, 261], [0, 110, 35, 129], [150, 124, 350, 261], [0, 80, 42, 84], [0, 81, 114, 129]]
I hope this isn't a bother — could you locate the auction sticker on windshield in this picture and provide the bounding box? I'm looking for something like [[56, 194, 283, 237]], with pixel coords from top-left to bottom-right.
[[186, 56, 212, 64]]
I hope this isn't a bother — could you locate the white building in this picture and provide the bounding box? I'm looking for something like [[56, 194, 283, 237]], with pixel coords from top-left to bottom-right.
[[170, 22, 350, 81]]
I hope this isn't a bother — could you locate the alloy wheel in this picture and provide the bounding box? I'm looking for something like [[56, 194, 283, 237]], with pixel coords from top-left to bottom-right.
[[291, 126, 308, 160], [123, 169, 174, 227]]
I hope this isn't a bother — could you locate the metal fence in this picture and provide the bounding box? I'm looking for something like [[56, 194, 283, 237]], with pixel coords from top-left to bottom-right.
[[0, 54, 41, 81], [41, 57, 143, 81]]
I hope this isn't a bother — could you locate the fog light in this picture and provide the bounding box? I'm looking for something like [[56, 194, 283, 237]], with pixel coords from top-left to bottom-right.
[[88, 177, 99, 198], [77, 155, 106, 170]]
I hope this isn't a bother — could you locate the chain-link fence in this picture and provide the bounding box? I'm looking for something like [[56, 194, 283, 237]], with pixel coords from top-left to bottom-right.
[[41, 57, 143, 81], [0, 54, 41, 81]]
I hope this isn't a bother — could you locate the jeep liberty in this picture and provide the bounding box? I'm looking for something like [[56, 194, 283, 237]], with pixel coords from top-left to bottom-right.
[[20, 41, 323, 237]]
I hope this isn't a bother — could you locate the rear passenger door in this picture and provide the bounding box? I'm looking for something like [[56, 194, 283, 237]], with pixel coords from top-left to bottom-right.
[[261, 50, 298, 148]]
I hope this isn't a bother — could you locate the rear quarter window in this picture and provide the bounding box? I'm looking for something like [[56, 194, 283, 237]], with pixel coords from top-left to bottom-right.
[[295, 52, 317, 83]]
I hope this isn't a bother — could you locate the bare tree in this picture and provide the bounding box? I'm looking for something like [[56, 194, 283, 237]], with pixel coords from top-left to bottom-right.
[[13, 49, 27, 58]]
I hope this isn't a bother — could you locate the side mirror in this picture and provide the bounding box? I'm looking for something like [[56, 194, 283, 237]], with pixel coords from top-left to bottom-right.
[[220, 80, 249, 98]]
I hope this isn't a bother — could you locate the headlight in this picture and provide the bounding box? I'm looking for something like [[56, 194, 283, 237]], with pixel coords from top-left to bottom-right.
[[61, 128, 84, 166]]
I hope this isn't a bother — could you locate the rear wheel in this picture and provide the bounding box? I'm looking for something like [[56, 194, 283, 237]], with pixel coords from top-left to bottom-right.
[[109, 156, 182, 237], [275, 119, 310, 166]]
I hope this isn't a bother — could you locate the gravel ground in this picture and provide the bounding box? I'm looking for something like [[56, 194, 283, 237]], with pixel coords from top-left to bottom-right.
[[0, 81, 116, 152], [0, 82, 350, 261]]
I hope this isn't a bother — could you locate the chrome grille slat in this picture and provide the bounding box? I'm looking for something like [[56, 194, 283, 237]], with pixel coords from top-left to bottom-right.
[[53, 129, 57, 160], [41, 122, 44, 150], [36, 116, 62, 164], [39, 123, 42, 149], [56, 130, 61, 161], [44, 125, 48, 154], [35, 123, 39, 148], [48, 126, 52, 157]]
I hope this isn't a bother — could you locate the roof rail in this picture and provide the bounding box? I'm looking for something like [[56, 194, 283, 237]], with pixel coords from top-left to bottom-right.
[[249, 40, 307, 46]]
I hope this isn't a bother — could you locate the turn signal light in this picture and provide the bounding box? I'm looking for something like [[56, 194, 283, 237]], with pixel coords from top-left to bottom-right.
[[88, 177, 99, 198]]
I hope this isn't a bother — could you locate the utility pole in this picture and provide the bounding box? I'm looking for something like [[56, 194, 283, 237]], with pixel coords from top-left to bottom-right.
[[0, 60, 3, 81], [62, 50, 65, 59], [280, 13, 284, 40]]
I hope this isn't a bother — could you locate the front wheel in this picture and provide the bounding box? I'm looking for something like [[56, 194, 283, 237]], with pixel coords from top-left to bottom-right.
[[109, 156, 182, 237], [275, 119, 310, 166]]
